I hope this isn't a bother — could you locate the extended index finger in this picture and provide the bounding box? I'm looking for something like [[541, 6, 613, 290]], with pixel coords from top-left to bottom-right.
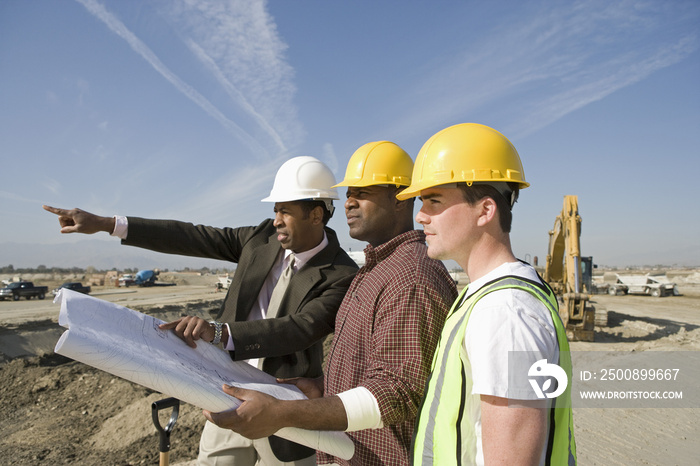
[[158, 318, 184, 330], [42, 205, 68, 216]]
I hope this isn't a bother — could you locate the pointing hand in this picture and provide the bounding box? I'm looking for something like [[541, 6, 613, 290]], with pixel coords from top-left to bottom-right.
[[43, 205, 115, 235]]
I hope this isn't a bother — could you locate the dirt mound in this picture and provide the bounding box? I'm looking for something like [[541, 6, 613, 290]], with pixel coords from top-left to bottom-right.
[[0, 292, 224, 465], [0, 353, 204, 465]]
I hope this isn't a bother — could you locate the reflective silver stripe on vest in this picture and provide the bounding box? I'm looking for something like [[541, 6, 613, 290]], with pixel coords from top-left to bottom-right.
[[420, 290, 473, 465], [420, 277, 556, 465]]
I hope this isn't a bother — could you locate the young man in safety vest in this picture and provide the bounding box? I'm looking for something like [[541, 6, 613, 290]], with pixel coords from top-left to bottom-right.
[[396, 123, 577, 465], [202, 141, 458, 465]]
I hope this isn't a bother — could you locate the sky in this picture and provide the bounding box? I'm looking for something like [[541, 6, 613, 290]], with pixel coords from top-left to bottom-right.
[[1, 0, 699, 271]]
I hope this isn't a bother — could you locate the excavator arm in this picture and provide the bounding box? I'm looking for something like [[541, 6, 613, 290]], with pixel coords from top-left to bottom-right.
[[544, 195, 595, 341]]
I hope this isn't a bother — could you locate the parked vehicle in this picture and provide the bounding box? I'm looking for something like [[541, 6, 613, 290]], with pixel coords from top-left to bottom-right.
[[0, 281, 49, 301], [119, 271, 161, 287], [53, 282, 91, 295], [134, 270, 158, 286], [216, 275, 232, 291], [611, 274, 678, 297], [119, 270, 176, 287], [119, 274, 136, 287]]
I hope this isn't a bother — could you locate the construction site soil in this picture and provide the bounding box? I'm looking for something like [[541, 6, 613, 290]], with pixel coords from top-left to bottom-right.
[[1, 271, 699, 465]]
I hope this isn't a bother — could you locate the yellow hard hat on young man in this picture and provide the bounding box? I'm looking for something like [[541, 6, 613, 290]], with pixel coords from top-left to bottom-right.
[[333, 141, 413, 188], [396, 123, 529, 201]]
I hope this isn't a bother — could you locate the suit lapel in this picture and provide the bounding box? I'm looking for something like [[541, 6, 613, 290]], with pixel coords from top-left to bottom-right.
[[225, 227, 339, 321], [234, 230, 282, 321], [276, 228, 338, 316], [282, 265, 321, 315]]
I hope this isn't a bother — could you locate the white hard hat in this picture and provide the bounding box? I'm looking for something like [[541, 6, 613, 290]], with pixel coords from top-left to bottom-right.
[[262, 156, 339, 214]]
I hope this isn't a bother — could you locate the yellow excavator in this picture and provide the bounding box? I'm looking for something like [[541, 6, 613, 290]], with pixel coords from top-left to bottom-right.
[[543, 195, 599, 342]]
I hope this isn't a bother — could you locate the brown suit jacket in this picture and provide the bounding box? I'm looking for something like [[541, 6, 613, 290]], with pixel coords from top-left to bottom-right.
[[123, 217, 358, 460]]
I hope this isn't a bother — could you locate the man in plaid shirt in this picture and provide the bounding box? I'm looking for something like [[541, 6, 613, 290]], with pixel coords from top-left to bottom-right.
[[205, 141, 458, 465]]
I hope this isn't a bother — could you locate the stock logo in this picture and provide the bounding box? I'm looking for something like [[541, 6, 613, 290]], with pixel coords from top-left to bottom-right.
[[528, 359, 568, 399]]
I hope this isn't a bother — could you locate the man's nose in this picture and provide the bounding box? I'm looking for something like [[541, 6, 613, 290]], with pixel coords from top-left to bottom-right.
[[344, 196, 358, 211], [415, 209, 429, 225]]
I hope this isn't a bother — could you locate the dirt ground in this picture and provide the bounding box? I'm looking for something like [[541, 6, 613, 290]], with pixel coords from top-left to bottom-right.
[[1, 272, 699, 465], [0, 275, 224, 466]]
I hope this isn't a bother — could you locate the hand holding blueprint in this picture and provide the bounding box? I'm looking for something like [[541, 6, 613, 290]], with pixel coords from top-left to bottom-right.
[[53, 289, 354, 460]]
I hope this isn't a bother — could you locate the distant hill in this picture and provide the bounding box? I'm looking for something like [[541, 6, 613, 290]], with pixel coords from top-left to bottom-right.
[[0, 239, 234, 271]]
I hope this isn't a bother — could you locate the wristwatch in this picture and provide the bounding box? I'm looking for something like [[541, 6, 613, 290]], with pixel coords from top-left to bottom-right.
[[210, 321, 224, 345]]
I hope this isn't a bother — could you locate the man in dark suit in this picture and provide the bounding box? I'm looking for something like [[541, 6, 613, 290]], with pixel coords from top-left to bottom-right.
[[43, 156, 358, 465]]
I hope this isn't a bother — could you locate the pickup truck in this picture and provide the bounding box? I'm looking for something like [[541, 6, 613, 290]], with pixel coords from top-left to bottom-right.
[[610, 274, 678, 297], [119, 274, 136, 287], [52, 282, 91, 296], [0, 281, 49, 301]]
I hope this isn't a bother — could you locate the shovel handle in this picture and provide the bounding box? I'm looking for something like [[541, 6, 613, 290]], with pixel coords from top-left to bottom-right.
[[152, 397, 180, 463]]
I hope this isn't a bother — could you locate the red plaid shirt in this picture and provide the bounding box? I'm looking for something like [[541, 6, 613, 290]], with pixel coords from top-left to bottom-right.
[[319, 230, 458, 465]]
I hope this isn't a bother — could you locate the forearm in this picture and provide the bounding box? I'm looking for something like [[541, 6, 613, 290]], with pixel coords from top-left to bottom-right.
[[205, 386, 349, 439], [279, 396, 348, 431], [123, 217, 249, 261], [98, 215, 116, 234]]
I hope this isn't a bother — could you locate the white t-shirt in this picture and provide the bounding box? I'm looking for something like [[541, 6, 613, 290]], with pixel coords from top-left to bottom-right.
[[462, 261, 559, 466]]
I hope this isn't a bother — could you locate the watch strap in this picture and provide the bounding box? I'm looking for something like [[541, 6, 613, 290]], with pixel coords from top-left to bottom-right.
[[210, 321, 223, 345]]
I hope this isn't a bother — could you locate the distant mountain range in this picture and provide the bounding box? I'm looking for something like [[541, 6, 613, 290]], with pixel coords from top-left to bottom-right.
[[2, 239, 696, 271], [0, 240, 234, 271]]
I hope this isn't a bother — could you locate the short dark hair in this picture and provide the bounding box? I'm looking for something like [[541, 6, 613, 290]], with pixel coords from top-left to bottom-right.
[[298, 200, 333, 225], [457, 182, 519, 233], [385, 185, 415, 208]]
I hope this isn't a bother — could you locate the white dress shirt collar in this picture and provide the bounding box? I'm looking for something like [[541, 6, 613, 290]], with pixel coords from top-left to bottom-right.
[[282, 230, 328, 272]]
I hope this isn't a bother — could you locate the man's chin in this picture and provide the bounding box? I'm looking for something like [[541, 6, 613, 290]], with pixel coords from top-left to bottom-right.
[[426, 246, 444, 261], [348, 227, 364, 242]]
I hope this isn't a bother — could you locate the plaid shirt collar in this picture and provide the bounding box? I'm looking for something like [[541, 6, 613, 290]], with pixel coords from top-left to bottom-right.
[[362, 229, 426, 269]]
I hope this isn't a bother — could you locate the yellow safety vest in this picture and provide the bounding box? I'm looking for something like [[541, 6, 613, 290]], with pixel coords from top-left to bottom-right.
[[412, 275, 577, 465]]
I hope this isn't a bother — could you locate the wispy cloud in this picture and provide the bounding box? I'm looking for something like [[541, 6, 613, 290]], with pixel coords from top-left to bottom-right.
[[46, 90, 59, 104], [76, 78, 90, 106], [321, 143, 340, 176], [75, 0, 270, 156], [392, 0, 700, 139], [75, 0, 305, 221], [165, 144, 344, 226], [164, 0, 303, 154], [43, 178, 62, 195], [0, 191, 44, 204], [186, 39, 288, 152], [160, 159, 281, 224], [522, 34, 698, 135]]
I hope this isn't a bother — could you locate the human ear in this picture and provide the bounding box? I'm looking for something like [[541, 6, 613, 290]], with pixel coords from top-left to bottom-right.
[[311, 205, 324, 224], [477, 197, 498, 226]]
